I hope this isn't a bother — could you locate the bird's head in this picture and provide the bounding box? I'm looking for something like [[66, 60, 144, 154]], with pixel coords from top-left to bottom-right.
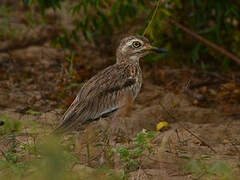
[[116, 36, 167, 63]]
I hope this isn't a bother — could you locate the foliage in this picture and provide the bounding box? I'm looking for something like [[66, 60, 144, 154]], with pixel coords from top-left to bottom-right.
[[113, 129, 155, 178], [54, 0, 151, 49], [0, 6, 22, 40], [0, 115, 238, 179], [0, 116, 121, 180], [184, 157, 236, 180], [161, 0, 240, 69], [22, 0, 240, 69], [69, 0, 146, 42], [23, 0, 152, 48], [0, 116, 21, 134], [23, 0, 64, 16]]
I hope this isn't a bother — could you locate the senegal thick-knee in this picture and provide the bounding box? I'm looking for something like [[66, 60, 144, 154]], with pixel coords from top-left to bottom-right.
[[55, 36, 167, 132]]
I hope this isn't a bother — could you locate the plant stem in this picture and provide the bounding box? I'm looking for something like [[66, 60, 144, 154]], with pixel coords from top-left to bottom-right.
[[143, 0, 161, 36]]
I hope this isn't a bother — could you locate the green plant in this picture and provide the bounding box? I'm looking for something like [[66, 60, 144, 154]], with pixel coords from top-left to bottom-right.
[[184, 157, 236, 179], [23, 0, 240, 69], [66, 52, 75, 76], [0, 116, 21, 134], [0, 120, 27, 180], [1, 133, 18, 163], [0, 6, 22, 40], [23, 0, 64, 16], [113, 129, 155, 178], [0, 117, 121, 180], [70, 0, 147, 41]]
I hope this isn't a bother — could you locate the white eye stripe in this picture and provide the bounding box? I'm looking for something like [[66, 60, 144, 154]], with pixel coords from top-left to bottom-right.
[[126, 39, 143, 47], [122, 39, 144, 52]]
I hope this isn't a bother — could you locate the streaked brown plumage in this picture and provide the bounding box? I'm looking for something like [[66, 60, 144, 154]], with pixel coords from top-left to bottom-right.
[[55, 36, 167, 133]]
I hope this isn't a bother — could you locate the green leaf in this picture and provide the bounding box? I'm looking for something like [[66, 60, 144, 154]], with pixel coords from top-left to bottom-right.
[[160, 8, 171, 17], [119, 3, 127, 21], [113, 14, 120, 27], [94, 0, 100, 9], [207, 161, 231, 175], [184, 159, 205, 175], [178, 155, 191, 159], [25, 109, 42, 115], [83, 0, 88, 14], [72, 3, 82, 15], [191, 43, 200, 63], [72, 29, 81, 45]]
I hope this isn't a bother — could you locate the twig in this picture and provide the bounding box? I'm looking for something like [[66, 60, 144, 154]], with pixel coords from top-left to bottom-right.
[[141, 1, 240, 64], [178, 122, 216, 153], [168, 18, 240, 65], [158, 102, 217, 153]]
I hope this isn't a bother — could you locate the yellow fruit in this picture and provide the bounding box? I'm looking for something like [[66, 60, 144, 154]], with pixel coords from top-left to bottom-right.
[[156, 121, 168, 131]]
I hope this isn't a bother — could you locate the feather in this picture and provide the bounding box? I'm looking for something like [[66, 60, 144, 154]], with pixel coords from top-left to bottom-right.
[[54, 63, 141, 133]]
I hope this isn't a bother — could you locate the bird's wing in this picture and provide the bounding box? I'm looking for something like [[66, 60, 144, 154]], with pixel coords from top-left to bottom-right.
[[55, 63, 140, 132]]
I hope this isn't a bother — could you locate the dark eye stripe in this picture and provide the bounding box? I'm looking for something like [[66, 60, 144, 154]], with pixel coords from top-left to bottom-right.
[[132, 41, 142, 48]]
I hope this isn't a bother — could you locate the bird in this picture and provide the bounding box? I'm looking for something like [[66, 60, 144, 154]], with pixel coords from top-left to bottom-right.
[[55, 35, 167, 133]]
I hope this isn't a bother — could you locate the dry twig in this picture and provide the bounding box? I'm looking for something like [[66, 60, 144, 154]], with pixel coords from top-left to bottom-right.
[[168, 18, 240, 65], [158, 102, 217, 153]]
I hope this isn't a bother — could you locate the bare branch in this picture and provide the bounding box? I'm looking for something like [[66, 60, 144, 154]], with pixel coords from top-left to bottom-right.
[[168, 18, 240, 65]]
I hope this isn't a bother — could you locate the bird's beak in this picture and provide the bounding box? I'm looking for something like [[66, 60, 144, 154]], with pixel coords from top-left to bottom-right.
[[150, 46, 168, 53], [145, 45, 168, 53]]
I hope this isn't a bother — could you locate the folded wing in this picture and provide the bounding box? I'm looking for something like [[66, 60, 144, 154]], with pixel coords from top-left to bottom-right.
[[54, 63, 140, 133]]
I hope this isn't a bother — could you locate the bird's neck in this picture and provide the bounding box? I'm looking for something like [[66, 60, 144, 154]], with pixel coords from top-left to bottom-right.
[[116, 55, 140, 65]]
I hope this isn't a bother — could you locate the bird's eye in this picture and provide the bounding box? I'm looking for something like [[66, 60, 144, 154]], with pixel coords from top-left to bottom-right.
[[132, 41, 142, 48]]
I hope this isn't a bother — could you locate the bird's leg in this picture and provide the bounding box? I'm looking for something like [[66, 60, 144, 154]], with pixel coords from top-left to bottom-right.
[[122, 95, 134, 117], [108, 114, 118, 146], [108, 95, 134, 146], [74, 130, 82, 153]]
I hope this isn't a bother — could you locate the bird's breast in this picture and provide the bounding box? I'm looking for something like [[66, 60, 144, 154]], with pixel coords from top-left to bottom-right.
[[129, 65, 142, 100]]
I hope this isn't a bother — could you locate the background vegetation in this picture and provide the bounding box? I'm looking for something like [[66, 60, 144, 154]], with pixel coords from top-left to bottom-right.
[[22, 0, 240, 70]]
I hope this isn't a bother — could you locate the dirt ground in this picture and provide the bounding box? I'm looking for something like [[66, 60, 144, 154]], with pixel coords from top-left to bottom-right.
[[1, 2, 240, 179]]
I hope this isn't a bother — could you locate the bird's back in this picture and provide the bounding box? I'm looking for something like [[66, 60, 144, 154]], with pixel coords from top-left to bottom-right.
[[55, 62, 142, 132]]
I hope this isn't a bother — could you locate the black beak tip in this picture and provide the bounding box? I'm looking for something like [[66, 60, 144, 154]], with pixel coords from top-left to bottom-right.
[[154, 48, 168, 53]]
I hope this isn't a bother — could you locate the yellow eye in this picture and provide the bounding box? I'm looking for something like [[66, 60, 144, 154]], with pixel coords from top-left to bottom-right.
[[132, 41, 142, 48]]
